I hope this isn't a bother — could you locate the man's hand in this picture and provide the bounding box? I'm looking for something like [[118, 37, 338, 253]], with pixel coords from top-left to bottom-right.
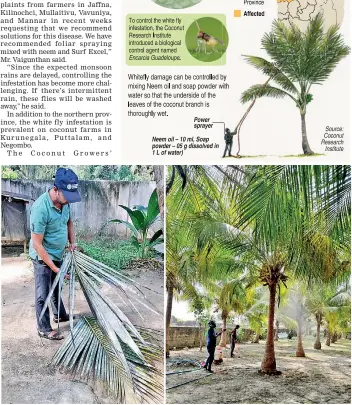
[[69, 243, 77, 251], [52, 266, 61, 274]]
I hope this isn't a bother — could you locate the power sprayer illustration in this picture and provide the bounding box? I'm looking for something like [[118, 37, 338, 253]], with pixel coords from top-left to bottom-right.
[[194, 19, 224, 54]]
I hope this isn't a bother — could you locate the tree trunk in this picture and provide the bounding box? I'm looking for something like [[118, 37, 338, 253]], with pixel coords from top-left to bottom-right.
[[296, 318, 305, 357], [274, 319, 279, 341], [165, 283, 174, 358], [314, 313, 321, 349], [219, 314, 227, 347], [301, 112, 314, 155], [331, 332, 338, 343], [253, 332, 260, 344], [261, 284, 278, 373], [199, 325, 204, 351], [153, 166, 164, 230], [325, 330, 331, 346]]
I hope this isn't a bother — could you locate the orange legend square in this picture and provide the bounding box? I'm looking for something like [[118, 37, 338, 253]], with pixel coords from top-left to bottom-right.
[[234, 10, 241, 17]]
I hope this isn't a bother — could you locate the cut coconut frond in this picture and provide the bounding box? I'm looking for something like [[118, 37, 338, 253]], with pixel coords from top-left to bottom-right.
[[40, 251, 163, 403]]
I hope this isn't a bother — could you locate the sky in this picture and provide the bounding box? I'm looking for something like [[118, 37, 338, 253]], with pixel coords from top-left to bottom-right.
[[171, 300, 195, 321]]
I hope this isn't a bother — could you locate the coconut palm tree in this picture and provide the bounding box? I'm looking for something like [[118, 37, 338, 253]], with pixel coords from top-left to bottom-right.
[[153, 166, 165, 226], [234, 166, 350, 371], [241, 15, 350, 155], [167, 165, 350, 374]]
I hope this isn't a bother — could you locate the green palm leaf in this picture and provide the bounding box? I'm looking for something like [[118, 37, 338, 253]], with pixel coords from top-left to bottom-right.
[[242, 55, 298, 94], [147, 189, 160, 226], [41, 251, 163, 403], [241, 84, 296, 104]]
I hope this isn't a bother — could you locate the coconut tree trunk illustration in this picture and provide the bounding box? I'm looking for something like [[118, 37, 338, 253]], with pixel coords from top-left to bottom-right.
[[274, 319, 279, 341], [301, 112, 314, 155], [296, 318, 306, 357], [165, 281, 174, 358], [235, 78, 271, 156], [325, 329, 331, 346], [314, 312, 322, 349], [261, 283, 277, 372], [219, 311, 228, 347]]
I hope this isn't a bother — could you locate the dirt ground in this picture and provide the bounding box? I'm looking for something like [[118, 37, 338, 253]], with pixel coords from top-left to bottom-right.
[[1, 255, 164, 404], [166, 338, 351, 404]]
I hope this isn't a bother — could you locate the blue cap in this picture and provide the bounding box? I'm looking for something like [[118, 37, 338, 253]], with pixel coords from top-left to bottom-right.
[[54, 168, 81, 203]]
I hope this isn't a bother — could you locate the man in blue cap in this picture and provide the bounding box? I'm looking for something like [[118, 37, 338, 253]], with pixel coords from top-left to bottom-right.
[[29, 168, 81, 340]]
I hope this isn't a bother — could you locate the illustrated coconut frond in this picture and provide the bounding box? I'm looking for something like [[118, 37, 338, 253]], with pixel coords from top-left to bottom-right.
[[39, 251, 164, 403]]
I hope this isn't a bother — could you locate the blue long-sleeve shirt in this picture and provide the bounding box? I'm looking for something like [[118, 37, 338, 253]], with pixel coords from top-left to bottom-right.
[[206, 328, 217, 347]]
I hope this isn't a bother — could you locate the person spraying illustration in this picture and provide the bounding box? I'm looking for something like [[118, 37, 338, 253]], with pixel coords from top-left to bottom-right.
[[223, 128, 237, 158]]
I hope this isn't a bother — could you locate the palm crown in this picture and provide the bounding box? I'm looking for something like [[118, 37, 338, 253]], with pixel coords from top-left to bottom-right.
[[241, 14, 350, 155]]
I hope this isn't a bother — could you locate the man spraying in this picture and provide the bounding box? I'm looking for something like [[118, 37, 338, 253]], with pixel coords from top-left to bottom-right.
[[29, 168, 81, 340], [222, 127, 237, 158], [204, 320, 223, 373], [231, 324, 240, 358]]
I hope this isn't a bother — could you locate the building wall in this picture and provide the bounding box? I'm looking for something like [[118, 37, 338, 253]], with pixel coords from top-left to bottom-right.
[[1, 179, 157, 239], [168, 326, 253, 349]]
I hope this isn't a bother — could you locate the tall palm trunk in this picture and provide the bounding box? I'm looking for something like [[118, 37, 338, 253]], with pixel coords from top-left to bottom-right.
[[274, 319, 279, 341], [153, 166, 164, 229], [165, 283, 174, 358], [296, 318, 305, 357], [253, 331, 260, 343], [261, 283, 277, 373], [325, 329, 331, 346], [301, 112, 314, 155], [314, 312, 322, 349], [199, 324, 204, 351], [219, 312, 227, 347]]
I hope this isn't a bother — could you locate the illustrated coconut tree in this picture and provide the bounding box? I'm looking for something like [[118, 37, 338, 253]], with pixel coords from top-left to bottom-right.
[[240, 15, 350, 155]]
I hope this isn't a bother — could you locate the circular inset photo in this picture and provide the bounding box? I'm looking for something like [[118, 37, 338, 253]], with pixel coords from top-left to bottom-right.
[[152, 0, 203, 9], [186, 17, 229, 62]]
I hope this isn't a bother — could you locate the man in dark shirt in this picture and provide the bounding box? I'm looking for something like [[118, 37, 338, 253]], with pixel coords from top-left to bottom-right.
[[204, 320, 223, 372], [231, 324, 240, 357], [222, 127, 237, 158]]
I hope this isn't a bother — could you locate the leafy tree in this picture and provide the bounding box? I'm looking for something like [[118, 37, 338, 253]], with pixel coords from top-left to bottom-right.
[[241, 15, 350, 155], [110, 189, 163, 258], [189, 295, 211, 351], [168, 165, 350, 374]]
